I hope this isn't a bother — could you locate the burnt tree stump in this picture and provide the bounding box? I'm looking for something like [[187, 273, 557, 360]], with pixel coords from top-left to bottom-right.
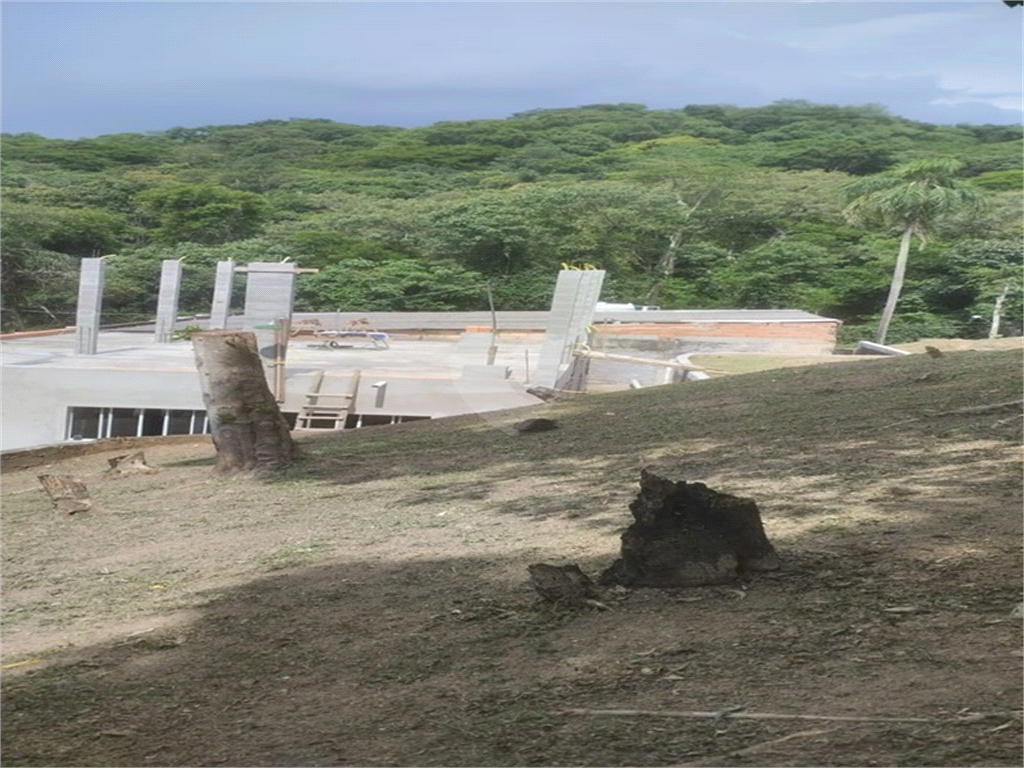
[[599, 469, 780, 588]]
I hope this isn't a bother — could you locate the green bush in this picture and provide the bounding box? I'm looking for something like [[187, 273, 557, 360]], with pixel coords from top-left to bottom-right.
[[837, 313, 964, 345]]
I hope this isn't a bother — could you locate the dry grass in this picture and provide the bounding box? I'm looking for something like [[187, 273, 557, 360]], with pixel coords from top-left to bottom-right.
[[1, 349, 1021, 767]]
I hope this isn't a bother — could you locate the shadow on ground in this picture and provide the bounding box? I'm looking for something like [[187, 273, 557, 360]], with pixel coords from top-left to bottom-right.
[[3, 522, 1021, 766], [2, 351, 1021, 767]]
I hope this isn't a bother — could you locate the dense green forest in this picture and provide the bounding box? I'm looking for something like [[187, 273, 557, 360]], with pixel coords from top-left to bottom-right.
[[2, 101, 1021, 342]]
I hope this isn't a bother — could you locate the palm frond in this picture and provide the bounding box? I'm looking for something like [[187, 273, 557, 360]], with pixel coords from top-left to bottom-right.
[[842, 157, 985, 234]]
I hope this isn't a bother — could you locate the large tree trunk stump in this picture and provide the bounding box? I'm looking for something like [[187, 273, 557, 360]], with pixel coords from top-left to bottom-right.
[[599, 469, 780, 588], [192, 331, 295, 474]]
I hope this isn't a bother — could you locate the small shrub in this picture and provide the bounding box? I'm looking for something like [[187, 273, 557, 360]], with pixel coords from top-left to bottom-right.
[[172, 324, 204, 340]]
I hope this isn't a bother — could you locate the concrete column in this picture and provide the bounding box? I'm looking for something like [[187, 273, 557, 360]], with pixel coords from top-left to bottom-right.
[[74, 257, 106, 355], [209, 260, 235, 329], [154, 259, 184, 343], [243, 262, 297, 366], [535, 270, 606, 389]]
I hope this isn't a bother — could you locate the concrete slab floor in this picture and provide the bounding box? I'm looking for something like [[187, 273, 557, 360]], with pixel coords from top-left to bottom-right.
[[1, 331, 543, 379], [0, 330, 548, 451]]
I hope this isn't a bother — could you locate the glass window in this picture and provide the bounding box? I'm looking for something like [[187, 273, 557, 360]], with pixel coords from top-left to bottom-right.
[[110, 408, 141, 437], [67, 407, 102, 440]]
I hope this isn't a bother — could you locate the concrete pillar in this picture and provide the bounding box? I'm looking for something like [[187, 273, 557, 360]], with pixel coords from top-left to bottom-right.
[[154, 259, 184, 343], [74, 257, 106, 355], [243, 262, 297, 365], [535, 270, 606, 389], [209, 260, 235, 329]]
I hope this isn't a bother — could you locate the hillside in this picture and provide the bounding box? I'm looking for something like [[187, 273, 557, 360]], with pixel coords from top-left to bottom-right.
[[2, 102, 1022, 342], [2, 349, 1021, 766]]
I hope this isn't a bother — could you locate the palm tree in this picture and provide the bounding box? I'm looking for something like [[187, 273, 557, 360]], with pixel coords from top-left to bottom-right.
[[843, 158, 984, 345]]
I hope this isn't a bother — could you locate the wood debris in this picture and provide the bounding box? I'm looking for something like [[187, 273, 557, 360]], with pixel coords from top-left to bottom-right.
[[105, 451, 158, 476], [37, 474, 91, 514], [528, 563, 603, 607]]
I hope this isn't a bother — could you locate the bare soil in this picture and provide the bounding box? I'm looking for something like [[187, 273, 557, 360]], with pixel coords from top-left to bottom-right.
[[2, 349, 1022, 767]]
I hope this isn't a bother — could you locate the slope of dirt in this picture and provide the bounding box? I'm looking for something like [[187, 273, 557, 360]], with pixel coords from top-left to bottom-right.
[[2, 349, 1021, 767]]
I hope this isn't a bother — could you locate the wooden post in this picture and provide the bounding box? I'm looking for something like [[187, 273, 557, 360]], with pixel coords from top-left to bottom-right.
[[272, 317, 289, 403]]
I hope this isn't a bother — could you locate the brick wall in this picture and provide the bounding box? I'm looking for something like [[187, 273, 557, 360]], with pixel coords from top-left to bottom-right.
[[591, 321, 839, 343]]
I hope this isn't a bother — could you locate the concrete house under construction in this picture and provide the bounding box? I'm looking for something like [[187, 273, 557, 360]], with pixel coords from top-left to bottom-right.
[[0, 261, 840, 452]]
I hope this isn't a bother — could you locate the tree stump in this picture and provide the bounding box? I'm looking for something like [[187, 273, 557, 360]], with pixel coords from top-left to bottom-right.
[[192, 331, 294, 474], [599, 469, 780, 588], [105, 451, 157, 476]]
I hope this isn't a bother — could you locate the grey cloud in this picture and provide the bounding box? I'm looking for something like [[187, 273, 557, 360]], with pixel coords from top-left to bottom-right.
[[2, 0, 1020, 138]]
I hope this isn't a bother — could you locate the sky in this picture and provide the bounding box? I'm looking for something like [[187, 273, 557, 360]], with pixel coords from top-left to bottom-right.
[[2, 1, 1022, 139]]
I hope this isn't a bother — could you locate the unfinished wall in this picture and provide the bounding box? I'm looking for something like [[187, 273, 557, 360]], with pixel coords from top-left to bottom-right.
[[535, 270, 605, 389], [591, 321, 839, 354]]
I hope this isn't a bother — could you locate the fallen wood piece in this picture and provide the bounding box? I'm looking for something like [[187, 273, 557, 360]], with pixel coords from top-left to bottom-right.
[[951, 709, 1023, 724], [105, 451, 158, 476], [992, 414, 1024, 428], [730, 728, 833, 754], [934, 400, 1022, 416], [880, 415, 924, 429], [881, 400, 1023, 429], [0, 658, 43, 670], [528, 563, 601, 607], [681, 728, 834, 767], [37, 474, 91, 514], [556, 708, 933, 724], [989, 720, 1017, 733]]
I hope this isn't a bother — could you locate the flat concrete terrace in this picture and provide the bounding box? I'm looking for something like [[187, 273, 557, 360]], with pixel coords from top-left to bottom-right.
[[283, 308, 840, 332], [1, 306, 843, 451], [0, 329, 545, 452]]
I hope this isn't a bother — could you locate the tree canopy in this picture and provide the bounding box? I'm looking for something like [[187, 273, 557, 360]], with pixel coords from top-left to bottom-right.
[[2, 102, 1021, 340]]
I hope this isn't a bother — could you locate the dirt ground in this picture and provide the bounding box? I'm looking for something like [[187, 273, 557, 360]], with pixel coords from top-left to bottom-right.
[[2, 349, 1022, 767]]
